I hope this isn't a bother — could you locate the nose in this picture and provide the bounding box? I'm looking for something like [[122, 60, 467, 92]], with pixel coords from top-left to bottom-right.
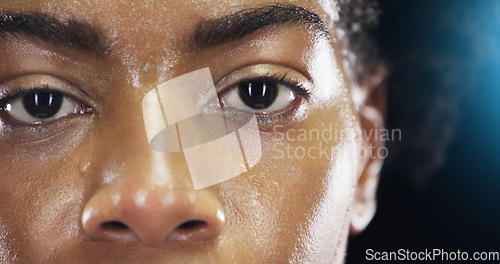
[[80, 141, 225, 247], [82, 183, 225, 247], [80, 95, 225, 247]]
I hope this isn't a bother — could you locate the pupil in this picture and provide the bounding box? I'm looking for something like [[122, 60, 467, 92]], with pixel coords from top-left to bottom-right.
[[23, 91, 63, 119], [238, 80, 278, 110]]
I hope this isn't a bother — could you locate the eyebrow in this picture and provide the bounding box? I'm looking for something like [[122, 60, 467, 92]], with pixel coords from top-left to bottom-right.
[[0, 4, 329, 57], [0, 11, 108, 57], [190, 4, 330, 51]]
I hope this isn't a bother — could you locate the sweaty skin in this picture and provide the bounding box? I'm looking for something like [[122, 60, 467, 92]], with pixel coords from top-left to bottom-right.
[[0, 0, 384, 263]]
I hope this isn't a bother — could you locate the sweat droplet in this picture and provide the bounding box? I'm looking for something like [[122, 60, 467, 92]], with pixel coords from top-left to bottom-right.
[[80, 161, 91, 173]]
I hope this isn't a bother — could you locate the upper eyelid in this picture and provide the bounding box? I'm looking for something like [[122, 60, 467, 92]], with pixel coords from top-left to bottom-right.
[[220, 75, 311, 104], [214, 64, 314, 96], [0, 85, 55, 102], [0, 74, 95, 107]]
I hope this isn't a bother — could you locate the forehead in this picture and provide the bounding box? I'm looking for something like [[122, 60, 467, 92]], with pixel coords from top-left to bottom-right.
[[0, 0, 335, 32], [0, 0, 341, 96]]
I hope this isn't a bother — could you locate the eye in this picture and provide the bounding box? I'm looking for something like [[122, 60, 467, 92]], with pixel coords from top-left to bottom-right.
[[1, 89, 90, 125], [221, 79, 297, 114]]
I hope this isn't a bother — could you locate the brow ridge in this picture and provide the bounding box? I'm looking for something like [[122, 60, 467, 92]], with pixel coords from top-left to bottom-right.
[[190, 4, 330, 51], [0, 11, 108, 57]]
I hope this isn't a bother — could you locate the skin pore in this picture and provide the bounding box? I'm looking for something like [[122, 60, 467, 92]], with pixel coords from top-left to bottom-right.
[[0, 0, 384, 263]]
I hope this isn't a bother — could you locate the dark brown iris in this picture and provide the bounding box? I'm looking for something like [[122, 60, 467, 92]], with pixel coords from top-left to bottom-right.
[[23, 91, 63, 118], [238, 80, 278, 110]]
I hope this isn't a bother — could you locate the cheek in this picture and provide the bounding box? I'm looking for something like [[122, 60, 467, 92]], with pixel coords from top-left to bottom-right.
[[217, 96, 361, 262], [0, 165, 86, 263], [0, 125, 91, 263]]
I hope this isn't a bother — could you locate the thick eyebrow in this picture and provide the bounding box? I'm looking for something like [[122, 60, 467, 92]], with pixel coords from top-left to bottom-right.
[[0, 11, 108, 57], [190, 4, 330, 51]]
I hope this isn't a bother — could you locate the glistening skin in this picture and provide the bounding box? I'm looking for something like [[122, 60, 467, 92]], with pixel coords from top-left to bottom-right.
[[0, 1, 386, 263]]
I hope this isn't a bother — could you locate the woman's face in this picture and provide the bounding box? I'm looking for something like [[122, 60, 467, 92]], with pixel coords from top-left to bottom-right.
[[0, 0, 382, 263]]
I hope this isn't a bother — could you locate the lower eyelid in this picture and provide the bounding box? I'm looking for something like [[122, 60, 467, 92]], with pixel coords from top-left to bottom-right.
[[0, 115, 93, 146]]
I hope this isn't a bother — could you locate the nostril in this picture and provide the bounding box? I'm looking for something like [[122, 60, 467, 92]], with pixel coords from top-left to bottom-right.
[[174, 219, 222, 241], [101, 221, 129, 232], [177, 220, 207, 230], [82, 189, 226, 245]]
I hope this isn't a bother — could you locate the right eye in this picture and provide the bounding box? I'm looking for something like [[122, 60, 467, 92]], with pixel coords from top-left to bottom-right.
[[0, 74, 95, 126], [221, 78, 299, 114], [1, 89, 92, 125]]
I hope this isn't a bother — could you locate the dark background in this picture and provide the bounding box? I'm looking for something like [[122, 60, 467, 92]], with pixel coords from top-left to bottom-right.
[[347, 0, 500, 262]]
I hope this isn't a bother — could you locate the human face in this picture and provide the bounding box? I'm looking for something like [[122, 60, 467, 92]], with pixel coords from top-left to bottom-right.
[[0, 0, 381, 263]]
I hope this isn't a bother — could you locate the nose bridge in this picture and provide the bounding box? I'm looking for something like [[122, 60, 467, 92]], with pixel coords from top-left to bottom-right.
[[96, 95, 193, 189], [81, 103, 225, 247], [116, 145, 194, 190], [103, 150, 194, 194]]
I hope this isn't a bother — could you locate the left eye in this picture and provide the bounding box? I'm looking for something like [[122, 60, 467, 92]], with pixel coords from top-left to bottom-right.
[[221, 79, 296, 114], [2, 90, 85, 124]]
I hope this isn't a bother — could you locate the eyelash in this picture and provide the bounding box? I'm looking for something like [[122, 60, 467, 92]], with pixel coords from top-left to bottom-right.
[[218, 71, 311, 122], [0, 84, 50, 103], [0, 69, 311, 128], [226, 72, 311, 97]]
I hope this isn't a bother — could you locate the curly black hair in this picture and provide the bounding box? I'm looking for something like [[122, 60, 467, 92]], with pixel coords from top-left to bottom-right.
[[336, 0, 465, 186]]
